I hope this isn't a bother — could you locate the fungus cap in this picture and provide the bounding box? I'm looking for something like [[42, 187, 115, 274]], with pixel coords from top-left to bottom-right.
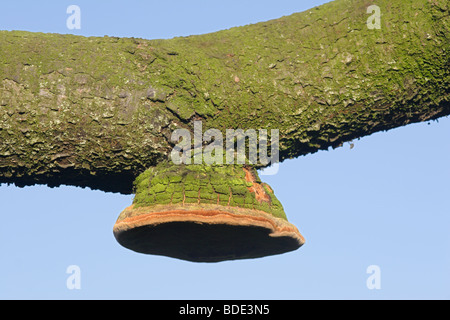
[[113, 163, 305, 262]]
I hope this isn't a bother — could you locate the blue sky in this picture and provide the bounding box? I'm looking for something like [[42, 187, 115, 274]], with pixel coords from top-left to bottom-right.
[[0, 1, 449, 299]]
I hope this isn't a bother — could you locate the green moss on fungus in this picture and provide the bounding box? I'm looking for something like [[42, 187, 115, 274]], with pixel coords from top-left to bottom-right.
[[132, 161, 289, 220]]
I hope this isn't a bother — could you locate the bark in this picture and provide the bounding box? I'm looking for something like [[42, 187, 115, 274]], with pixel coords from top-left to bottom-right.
[[0, 0, 448, 194]]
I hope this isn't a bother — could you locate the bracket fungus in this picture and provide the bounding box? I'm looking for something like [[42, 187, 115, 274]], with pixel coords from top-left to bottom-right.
[[113, 161, 305, 262]]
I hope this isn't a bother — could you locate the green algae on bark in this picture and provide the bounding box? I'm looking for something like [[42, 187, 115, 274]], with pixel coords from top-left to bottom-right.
[[0, 0, 449, 194]]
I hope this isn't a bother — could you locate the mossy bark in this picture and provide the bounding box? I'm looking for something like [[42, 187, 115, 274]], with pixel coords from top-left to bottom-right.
[[1, 0, 449, 194]]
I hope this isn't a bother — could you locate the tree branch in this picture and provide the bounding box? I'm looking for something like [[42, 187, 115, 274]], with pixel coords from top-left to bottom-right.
[[1, 0, 448, 193]]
